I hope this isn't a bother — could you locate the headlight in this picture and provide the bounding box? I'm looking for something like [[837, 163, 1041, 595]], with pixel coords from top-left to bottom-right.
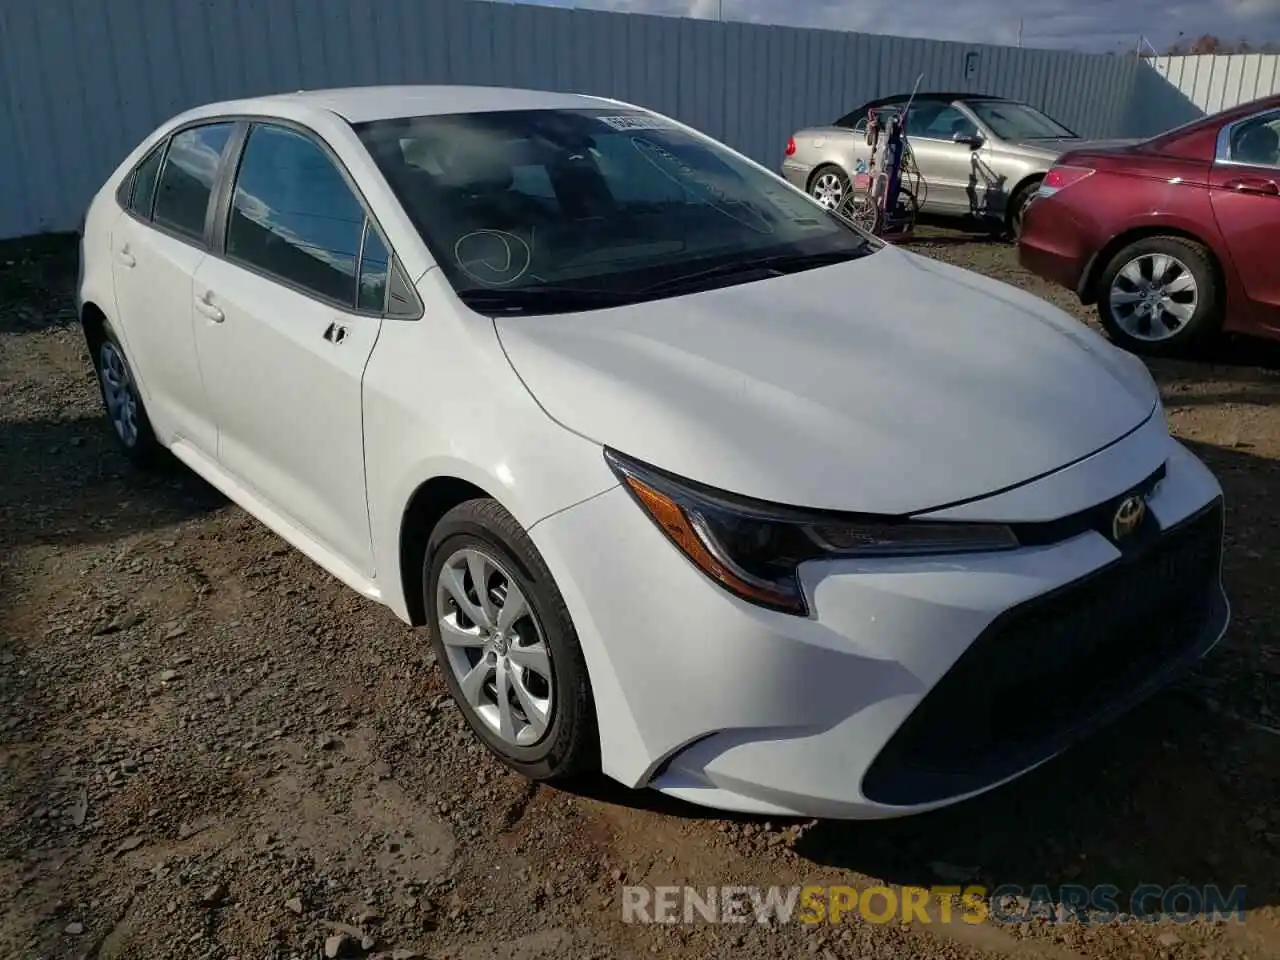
[[605, 449, 1019, 616]]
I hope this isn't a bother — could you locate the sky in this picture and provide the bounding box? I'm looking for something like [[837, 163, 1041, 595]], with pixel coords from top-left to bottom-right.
[[524, 0, 1280, 53]]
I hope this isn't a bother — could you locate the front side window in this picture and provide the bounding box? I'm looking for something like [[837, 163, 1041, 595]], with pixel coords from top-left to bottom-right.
[[909, 103, 978, 141], [965, 101, 1076, 141], [356, 108, 877, 314], [1224, 110, 1280, 168], [357, 221, 390, 312], [226, 123, 365, 305], [902, 100, 948, 138], [153, 122, 235, 239]]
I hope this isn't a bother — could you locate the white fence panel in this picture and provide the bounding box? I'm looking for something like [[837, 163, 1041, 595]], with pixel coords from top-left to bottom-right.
[[0, 0, 1144, 239], [1144, 54, 1280, 116]]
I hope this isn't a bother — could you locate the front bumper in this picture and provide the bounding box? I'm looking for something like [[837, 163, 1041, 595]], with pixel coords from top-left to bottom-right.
[[529, 431, 1227, 819]]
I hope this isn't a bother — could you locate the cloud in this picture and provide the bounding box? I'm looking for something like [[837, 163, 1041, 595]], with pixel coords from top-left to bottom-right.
[[528, 0, 1280, 51]]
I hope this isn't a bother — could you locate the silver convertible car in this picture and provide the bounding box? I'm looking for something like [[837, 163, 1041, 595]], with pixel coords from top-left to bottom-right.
[[782, 92, 1131, 236]]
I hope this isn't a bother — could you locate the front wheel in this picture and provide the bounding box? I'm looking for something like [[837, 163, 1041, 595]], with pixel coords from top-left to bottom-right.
[[1006, 179, 1040, 240], [1096, 236, 1222, 358], [423, 498, 597, 781]]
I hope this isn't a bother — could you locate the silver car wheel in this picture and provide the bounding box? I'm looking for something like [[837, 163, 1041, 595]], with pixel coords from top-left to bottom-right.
[[811, 171, 845, 209], [1109, 253, 1199, 342], [436, 546, 554, 747], [99, 341, 139, 448]]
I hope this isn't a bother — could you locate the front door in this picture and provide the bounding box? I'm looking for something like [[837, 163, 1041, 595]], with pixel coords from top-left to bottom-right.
[[1208, 107, 1280, 336], [904, 100, 990, 215], [191, 122, 389, 577]]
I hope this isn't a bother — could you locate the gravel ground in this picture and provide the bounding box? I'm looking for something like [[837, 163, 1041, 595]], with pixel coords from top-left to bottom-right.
[[2, 225, 1278, 960]]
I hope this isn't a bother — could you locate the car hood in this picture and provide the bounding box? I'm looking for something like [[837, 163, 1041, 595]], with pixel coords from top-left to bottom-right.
[[1006, 136, 1143, 159], [494, 246, 1158, 514]]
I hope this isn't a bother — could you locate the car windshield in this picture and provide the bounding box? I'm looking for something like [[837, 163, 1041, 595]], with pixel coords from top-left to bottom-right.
[[355, 108, 878, 314], [966, 100, 1076, 140]]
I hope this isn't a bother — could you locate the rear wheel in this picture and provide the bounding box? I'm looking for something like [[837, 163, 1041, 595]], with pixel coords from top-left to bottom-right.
[[808, 164, 851, 210], [91, 324, 159, 466], [1096, 236, 1221, 358]]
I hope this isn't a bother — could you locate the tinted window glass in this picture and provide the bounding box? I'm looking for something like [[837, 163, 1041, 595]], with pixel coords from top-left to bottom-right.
[[358, 221, 389, 312], [226, 124, 364, 304], [130, 144, 166, 218], [966, 101, 1075, 140], [357, 108, 876, 313], [901, 101, 948, 137], [1228, 111, 1280, 168], [153, 123, 234, 238], [913, 105, 977, 140]]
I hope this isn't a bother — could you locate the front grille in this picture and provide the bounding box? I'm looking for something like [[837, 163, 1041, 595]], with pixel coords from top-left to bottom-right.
[[861, 498, 1227, 807]]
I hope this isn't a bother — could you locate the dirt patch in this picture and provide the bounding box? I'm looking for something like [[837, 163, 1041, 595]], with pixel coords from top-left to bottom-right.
[[1, 229, 1277, 959]]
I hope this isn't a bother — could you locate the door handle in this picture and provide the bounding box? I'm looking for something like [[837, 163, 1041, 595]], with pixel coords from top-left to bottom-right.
[[194, 293, 224, 323], [116, 247, 136, 268], [1223, 176, 1279, 196]]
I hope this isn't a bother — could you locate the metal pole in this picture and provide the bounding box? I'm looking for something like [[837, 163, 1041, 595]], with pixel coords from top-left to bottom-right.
[[1017, 18, 1023, 48]]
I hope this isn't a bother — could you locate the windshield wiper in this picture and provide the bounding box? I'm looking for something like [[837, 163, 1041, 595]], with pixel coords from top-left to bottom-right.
[[641, 249, 869, 294], [459, 286, 642, 315]]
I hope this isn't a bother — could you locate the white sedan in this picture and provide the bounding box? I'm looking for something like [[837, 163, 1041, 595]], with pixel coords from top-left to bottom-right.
[[78, 85, 1229, 819]]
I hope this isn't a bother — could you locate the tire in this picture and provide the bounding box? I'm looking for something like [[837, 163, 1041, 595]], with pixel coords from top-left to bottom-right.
[[1006, 178, 1041, 240], [90, 323, 160, 466], [423, 498, 597, 781], [1095, 236, 1221, 358], [808, 164, 852, 211]]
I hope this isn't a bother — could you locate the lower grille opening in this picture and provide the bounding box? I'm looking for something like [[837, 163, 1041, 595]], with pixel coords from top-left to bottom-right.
[[861, 498, 1226, 807]]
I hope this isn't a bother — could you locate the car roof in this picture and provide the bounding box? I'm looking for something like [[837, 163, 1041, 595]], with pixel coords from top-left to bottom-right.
[[866, 92, 1012, 107], [190, 85, 626, 125]]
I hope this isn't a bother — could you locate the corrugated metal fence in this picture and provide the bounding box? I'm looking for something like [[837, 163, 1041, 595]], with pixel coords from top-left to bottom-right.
[[1143, 54, 1280, 116], [0, 0, 1149, 239]]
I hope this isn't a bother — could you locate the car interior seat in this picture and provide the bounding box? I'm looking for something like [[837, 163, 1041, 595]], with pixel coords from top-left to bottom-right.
[[1233, 123, 1280, 167]]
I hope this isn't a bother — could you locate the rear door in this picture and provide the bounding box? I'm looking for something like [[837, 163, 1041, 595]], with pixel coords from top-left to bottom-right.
[[191, 121, 391, 577], [1208, 107, 1280, 335], [110, 122, 238, 454]]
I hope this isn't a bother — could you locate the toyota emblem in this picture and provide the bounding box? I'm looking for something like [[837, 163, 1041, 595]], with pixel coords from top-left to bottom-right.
[[1111, 494, 1147, 541]]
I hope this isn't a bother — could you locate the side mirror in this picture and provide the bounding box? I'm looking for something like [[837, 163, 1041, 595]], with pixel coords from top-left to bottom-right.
[[952, 131, 983, 147]]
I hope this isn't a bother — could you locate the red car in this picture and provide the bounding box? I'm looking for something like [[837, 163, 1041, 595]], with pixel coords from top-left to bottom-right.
[[1019, 94, 1280, 357]]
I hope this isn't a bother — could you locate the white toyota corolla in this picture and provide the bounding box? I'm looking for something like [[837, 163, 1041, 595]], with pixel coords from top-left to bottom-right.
[[78, 85, 1229, 819]]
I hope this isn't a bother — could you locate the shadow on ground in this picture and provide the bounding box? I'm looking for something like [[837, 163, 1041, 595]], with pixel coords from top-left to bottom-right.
[[0, 413, 227, 554]]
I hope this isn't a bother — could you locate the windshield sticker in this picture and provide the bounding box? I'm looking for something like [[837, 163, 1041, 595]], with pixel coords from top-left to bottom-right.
[[454, 230, 533, 287], [628, 136, 774, 235], [597, 114, 679, 132], [758, 186, 824, 226]]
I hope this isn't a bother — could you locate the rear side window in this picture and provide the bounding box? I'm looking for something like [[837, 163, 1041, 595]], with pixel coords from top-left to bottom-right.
[[153, 122, 235, 239], [225, 123, 364, 305], [128, 144, 166, 218]]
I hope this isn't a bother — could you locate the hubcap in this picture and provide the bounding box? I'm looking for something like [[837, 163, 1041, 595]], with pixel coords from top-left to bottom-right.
[[99, 342, 139, 447], [811, 172, 845, 209], [1109, 253, 1199, 342], [436, 547, 554, 747]]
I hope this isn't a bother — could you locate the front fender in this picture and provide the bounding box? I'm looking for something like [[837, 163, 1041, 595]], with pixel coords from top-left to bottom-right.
[[361, 298, 618, 623]]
